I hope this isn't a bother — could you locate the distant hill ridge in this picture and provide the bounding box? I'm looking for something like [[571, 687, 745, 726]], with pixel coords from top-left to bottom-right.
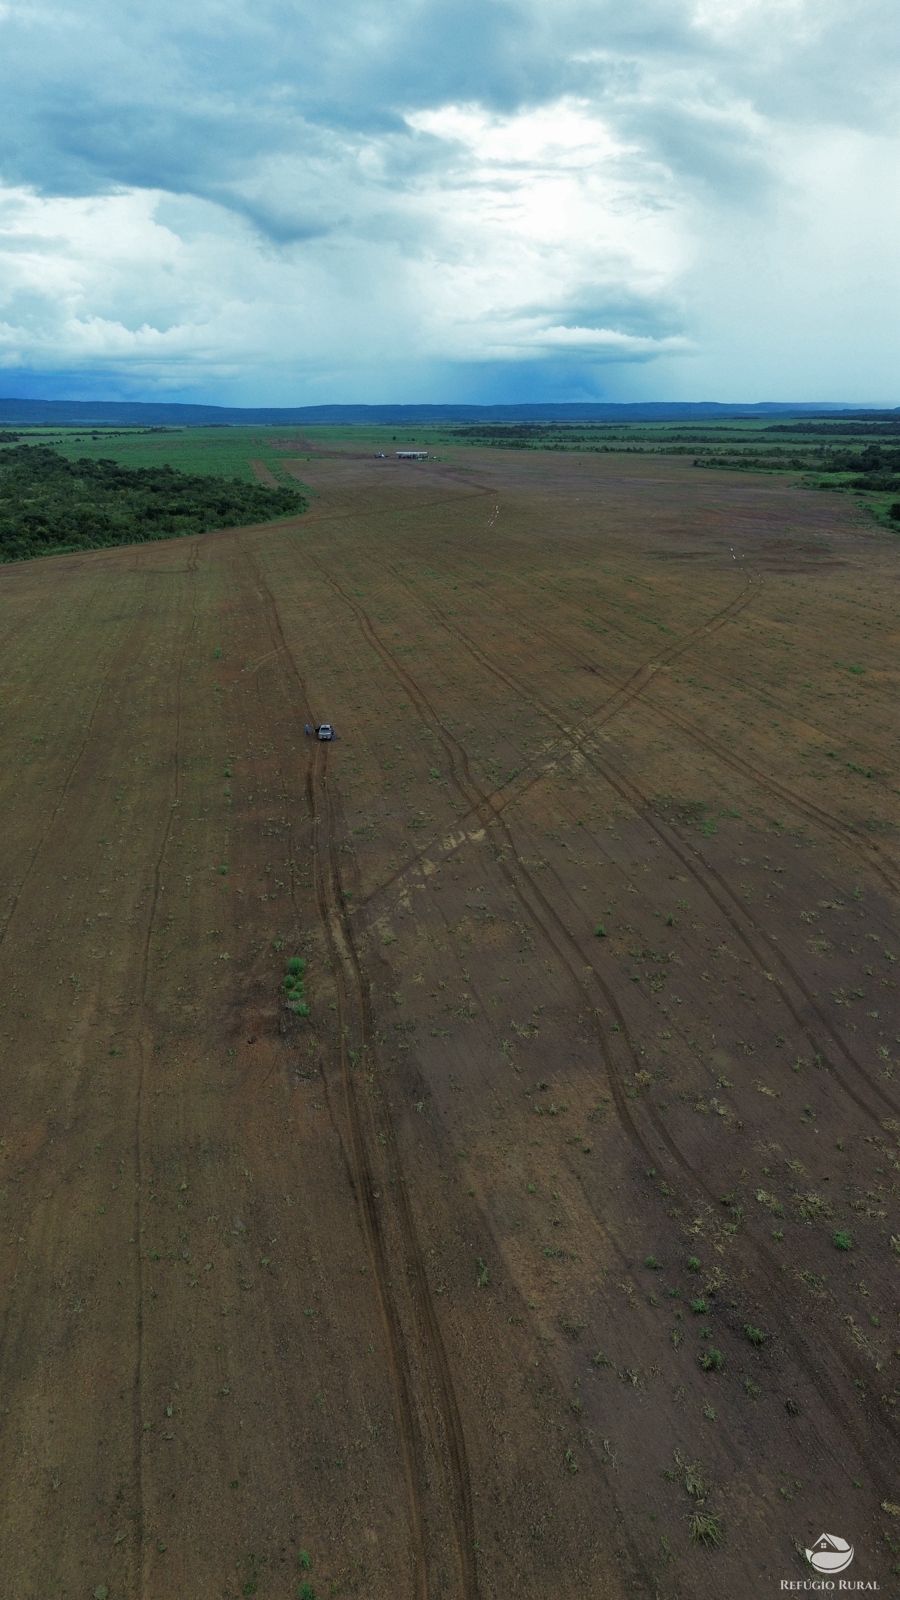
[[0, 399, 894, 427]]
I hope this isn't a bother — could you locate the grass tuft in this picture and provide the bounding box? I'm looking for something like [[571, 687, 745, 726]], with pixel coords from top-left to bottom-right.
[[689, 1510, 724, 1548]]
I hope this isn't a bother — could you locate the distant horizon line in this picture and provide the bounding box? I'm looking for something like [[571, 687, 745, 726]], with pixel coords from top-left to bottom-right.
[[1, 396, 896, 422]]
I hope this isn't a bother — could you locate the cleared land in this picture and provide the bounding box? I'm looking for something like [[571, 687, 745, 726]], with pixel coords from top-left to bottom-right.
[[0, 445, 898, 1599]]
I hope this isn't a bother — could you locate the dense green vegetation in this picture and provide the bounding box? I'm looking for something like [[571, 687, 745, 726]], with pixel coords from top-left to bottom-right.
[[0, 445, 306, 563]]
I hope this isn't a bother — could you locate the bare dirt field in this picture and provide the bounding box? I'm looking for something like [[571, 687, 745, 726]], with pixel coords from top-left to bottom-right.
[[1, 447, 897, 1599]]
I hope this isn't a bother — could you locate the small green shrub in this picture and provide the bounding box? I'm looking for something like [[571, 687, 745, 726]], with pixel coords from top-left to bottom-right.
[[699, 1348, 724, 1372], [689, 1510, 724, 1547], [283, 956, 310, 1019], [690, 1297, 708, 1315], [832, 1230, 853, 1251], [744, 1324, 769, 1347]]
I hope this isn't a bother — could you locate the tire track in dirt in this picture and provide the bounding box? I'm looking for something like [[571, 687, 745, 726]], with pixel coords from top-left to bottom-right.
[[0, 597, 147, 955], [318, 570, 661, 1170], [389, 566, 896, 1127], [604, 766, 897, 1123], [353, 563, 896, 1171], [350, 844, 662, 1599], [378, 567, 900, 1475], [437, 509, 899, 831], [383, 494, 898, 814], [479, 587, 900, 899], [245, 544, 479, 1600], [318, 752, 480, 1600], [304, 489, 491, 527], [133, 538, 200, 1591], [328, 570, 739, 1196], [0, 575, 161, 1528], [236, 543, 389, 1259], [305, 752, 430, 1600], [357, 574, 755, 913], [322, 569, 897, 1498], [284, 461, 494, 531], [139, 538, 202, 988], [405, 527, 900, 893], [639, 700, 898, 897], [267, 505, 897, 1484]]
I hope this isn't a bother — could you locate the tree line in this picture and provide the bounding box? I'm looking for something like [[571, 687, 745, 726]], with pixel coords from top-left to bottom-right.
[[0, 445, 306, 563]]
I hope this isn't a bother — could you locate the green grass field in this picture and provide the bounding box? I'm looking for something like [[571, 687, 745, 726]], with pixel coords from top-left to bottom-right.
[[16, 426, 294, 481], [5, 415, 899, 532]]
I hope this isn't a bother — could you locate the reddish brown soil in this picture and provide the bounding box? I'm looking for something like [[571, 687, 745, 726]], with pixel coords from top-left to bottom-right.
[[0, 449, 897, 1599]]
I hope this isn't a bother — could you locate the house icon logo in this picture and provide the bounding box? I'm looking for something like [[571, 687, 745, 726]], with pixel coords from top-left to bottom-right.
[[806, 1534, 854, 1575]]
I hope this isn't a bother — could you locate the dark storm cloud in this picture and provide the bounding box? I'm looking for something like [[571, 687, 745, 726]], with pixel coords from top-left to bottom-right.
[[1, 1, 895, 222], [0, 2, 719, 206]]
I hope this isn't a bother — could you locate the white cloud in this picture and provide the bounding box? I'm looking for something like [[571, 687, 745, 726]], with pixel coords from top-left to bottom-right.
[[0, 0, 897, 400]]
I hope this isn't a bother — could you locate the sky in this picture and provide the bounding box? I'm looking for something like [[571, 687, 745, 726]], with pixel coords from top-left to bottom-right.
[[0, 0, 897, 406]]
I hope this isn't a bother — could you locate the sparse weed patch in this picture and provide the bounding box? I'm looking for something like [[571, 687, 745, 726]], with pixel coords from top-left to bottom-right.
[[744, 1324, 769, 1347], [794, 1192, 833, 1222], [674, 1452, 708, 1502], [283, 956, 310, 1018], [690, 1510, 724, 1547], [671, 1449, 724, 1549]]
